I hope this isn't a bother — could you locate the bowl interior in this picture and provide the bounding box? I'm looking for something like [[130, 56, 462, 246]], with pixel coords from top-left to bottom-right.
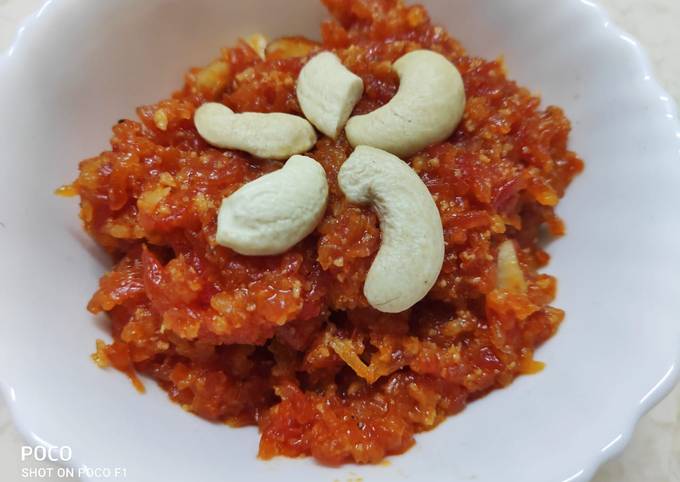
[[0, 0, 679, 481]]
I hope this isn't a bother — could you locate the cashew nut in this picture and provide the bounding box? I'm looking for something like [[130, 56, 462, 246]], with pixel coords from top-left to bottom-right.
[[338, 145, 445, 313], [345, 50, 465, 158], [216, 155, 328, 256], [265, 36, 319, 60], [244, 33, 268, 60], [194, 102, 317, 160], [296, 52, 364, 139], [496, 240, 527, 294]]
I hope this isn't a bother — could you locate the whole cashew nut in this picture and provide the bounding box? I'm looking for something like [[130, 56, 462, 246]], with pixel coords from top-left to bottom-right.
[[338, 145, 445, 313], [345, 50, 465, 158], [216, 155, 328, 255], [194, 102, 317, 160], [296, 52, 364, 139]]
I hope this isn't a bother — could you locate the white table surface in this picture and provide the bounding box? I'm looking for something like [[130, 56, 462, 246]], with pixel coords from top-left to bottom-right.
[[1, 1, 678, 481]]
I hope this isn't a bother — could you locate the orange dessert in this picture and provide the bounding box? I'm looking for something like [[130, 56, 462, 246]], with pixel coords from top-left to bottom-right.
[[65, 0, 583, 465]]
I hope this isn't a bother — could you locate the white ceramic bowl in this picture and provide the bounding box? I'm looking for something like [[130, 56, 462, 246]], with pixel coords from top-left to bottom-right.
[[1, 1, 679, 481]]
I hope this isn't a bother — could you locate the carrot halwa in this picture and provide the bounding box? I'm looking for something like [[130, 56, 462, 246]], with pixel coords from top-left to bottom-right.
[[67, 0, 583, 465]]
